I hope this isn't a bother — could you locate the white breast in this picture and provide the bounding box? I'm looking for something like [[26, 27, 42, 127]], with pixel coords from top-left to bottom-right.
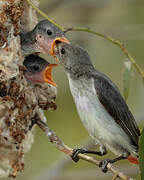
[[67, 74, 136, 156]]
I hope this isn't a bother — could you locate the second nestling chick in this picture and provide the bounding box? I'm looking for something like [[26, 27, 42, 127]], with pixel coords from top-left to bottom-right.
[[23, 54, 57, 87]]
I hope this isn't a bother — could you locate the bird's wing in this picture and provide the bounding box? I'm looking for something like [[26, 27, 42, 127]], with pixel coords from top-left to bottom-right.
[[93, 72, 140, 148]]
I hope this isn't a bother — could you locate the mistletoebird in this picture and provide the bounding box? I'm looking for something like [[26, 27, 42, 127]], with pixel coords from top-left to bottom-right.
[[23, 54, 57, 86], [20, 19, 69, 56], [54, 42, 140, 172]]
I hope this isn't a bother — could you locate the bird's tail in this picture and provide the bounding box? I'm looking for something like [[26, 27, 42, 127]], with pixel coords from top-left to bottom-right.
[[127, 155, 139, 165]]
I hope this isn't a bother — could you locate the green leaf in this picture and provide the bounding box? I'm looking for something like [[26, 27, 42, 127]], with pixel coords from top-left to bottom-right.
[[123, 61, 133, 101], [139, 127, 144, 180]]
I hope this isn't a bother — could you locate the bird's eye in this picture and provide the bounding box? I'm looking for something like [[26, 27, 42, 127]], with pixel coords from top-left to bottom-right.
[[47, 29, 52, 35], [32, 65, 40, 72], [61, 48, 65, 54]]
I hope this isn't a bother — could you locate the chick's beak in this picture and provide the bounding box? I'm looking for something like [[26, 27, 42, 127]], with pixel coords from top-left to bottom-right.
[[43, 64, 58, 86]]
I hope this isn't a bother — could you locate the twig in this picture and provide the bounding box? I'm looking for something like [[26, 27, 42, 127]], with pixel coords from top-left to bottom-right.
[[64, 27, 144, 80], [33, 109, 142, 180], [36, 115, 134, 180], [26, 0, 64, 31], [32, 139, 95, 180]]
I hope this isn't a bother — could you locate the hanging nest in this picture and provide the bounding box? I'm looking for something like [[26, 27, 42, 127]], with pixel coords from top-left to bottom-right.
[[0, 0, 57, 177]]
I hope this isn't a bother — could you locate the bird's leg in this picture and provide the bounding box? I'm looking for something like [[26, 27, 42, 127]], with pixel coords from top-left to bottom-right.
[[99, 152, 130, 173], [72, 145, 107, 162]]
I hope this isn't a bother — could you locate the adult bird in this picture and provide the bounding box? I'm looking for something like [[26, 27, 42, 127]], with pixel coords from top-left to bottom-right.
[[20, 19, 69, 56], [23, 54, 57, 86], [54, 42, 140, 172]]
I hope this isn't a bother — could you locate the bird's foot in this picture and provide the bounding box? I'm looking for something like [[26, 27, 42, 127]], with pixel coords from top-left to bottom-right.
[[72, 148, 87, 162], [99, 159, 113, 173]]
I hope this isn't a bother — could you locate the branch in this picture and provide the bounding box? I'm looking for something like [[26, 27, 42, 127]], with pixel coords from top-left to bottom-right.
[[32, 139, 95, 180], [33, 113, 142, 180], [64, 27, 144, 80], [35, 114, 134, 180]]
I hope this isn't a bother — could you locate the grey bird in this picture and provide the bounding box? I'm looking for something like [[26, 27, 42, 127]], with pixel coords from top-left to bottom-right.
[[54, 42, 140, 172], [20, 19, 69, 56]]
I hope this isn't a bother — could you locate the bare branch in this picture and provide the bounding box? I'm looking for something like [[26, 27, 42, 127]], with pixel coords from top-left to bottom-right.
[[64, 27, 144, 81], [36, 114, 134, 180], [30, 108, 144, 180]]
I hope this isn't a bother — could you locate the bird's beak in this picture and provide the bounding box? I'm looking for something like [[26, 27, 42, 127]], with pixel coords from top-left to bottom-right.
[[43, 64, 58, 87]]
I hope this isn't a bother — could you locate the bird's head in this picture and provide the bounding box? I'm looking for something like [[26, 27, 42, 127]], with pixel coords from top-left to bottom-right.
[[34, 20, 70, 56], [53, 42, 93, 74], [23, 54, 57, 86], [20, 19, 69, 56]]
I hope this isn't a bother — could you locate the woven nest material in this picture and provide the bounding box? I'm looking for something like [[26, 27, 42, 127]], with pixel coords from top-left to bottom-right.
[[0, 0, 57, 177]]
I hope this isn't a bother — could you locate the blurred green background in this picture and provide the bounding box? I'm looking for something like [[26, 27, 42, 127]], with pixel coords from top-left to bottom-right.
[[6, 0, 144, 179]]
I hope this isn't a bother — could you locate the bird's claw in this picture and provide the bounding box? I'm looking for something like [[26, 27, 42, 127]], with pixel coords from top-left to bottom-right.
[[72, 148, 86, 162], [99, 159, 112, 173]]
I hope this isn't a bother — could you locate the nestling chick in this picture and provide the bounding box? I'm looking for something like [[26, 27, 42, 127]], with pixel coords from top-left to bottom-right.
[[23, 54, 57, 87], [20, 19, 69, 56]]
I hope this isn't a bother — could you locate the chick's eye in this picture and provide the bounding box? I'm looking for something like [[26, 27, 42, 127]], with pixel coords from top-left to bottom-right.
[[61, 48, 65, 54], [47, 29, 52, 35], [32, 65, 40, 72]]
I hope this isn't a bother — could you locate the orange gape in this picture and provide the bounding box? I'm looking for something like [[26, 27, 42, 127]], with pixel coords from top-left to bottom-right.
[[43, 64, 58, 87], [127, 156, 139, 165]]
